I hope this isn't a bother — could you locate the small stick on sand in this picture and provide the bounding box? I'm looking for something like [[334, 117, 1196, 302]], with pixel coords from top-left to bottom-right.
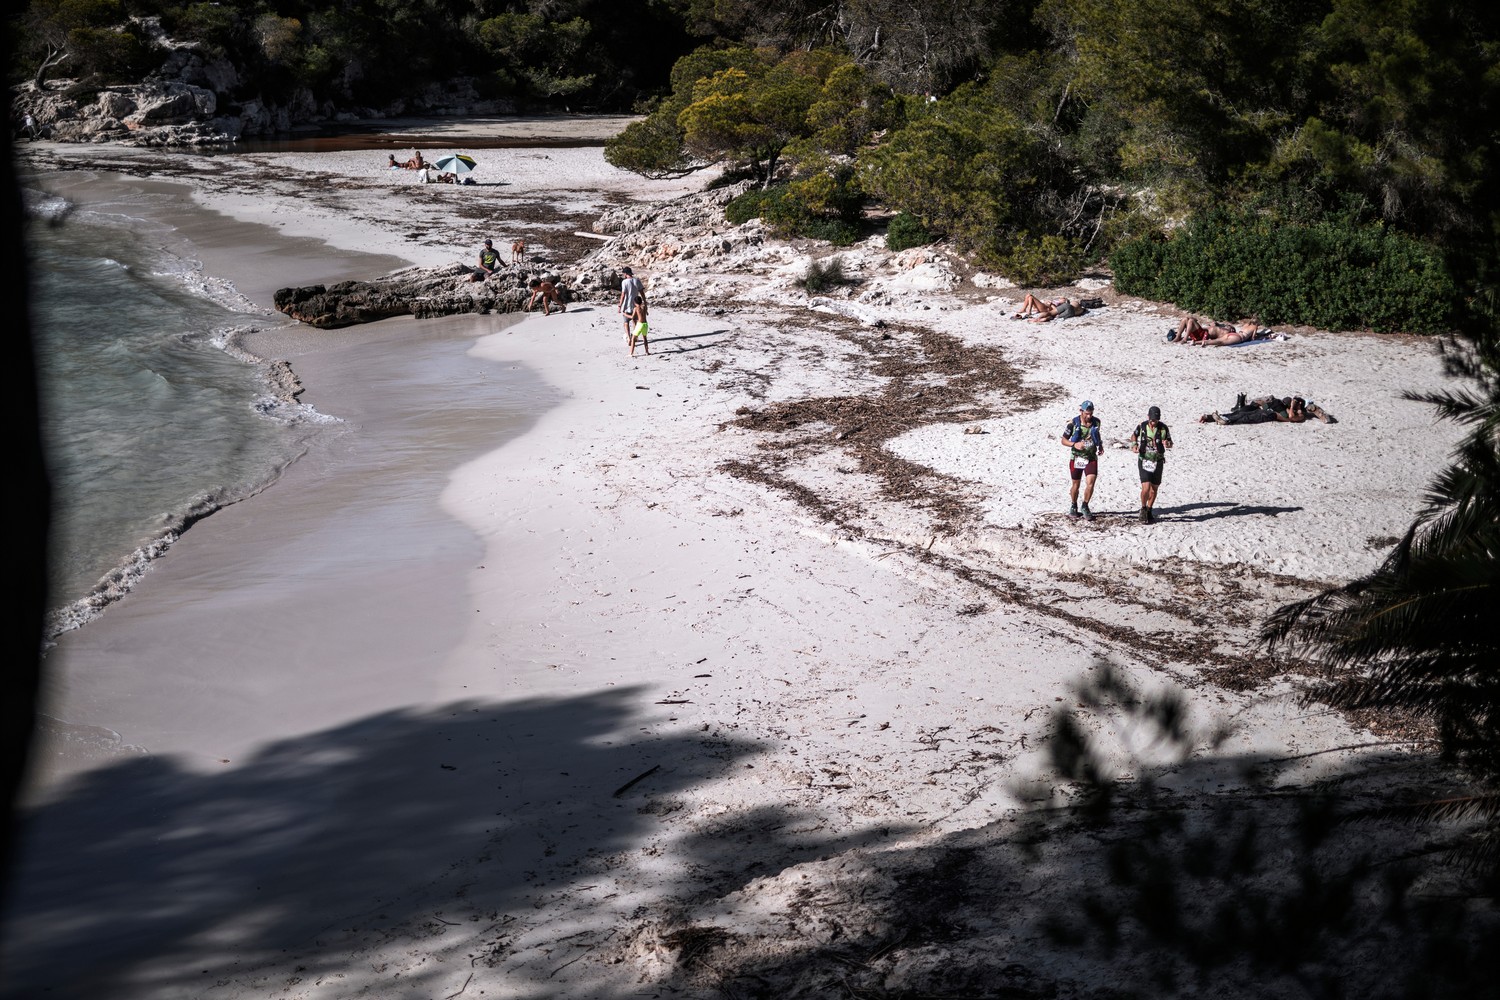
[[611, 764, 660, 798]]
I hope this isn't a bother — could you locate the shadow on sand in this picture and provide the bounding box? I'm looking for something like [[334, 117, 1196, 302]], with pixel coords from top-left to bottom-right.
[[0, 686, 897, 998], [1159, 500, 1304, 521]]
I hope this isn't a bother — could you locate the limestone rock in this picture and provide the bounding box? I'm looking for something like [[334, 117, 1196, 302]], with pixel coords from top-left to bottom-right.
[[122, 81, 217, 128], [272, 262, 583, 329]]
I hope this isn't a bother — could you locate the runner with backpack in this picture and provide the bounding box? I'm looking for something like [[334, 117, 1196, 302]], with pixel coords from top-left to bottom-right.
[[1061, 400, 1103, 520], [1131, 405, 1174, 523]]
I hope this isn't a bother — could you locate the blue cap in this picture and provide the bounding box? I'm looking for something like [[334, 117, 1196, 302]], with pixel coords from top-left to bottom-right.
[[1080, 400, 1094, 411]]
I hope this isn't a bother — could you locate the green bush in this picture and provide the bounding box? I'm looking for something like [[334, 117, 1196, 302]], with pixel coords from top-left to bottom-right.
[[724, 182, 863, 245], [160, 2, 239, 49], [724, 186, 780, 225], [992, 232, 1087, 287], [1110, 210, 1457, 333], [885, 212, 933, 251], [800, 218, 862, 245], [68, 27, 158, 82]]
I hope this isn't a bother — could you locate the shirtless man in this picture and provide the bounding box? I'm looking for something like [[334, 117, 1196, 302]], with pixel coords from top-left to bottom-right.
[[1173, 316, 1271, 346], [627, 294, 650, 356], [527, 277, 566, 316]]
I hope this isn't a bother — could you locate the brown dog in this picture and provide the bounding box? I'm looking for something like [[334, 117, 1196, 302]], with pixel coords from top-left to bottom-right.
[[511, 240, 526, 265]]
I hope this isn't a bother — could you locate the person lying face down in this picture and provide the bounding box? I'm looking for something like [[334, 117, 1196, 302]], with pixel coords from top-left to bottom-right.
[[1171, 316, 1277, 345]]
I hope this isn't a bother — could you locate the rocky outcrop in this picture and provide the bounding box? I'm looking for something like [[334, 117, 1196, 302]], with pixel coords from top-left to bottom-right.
[[9, 14, 518, 146], [273, 263, 587, 329], [15, 80, 233, 146]]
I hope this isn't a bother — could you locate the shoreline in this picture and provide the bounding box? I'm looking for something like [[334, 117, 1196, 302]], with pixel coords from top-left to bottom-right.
[[28, 169, 418, 641], [6, 128, 1482, 997]]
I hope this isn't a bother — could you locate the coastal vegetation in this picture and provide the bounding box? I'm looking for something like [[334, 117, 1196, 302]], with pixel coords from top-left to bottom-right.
[[15, 0, 1498, 332], [17, 0, 1498, 331], [1263, 324, 1500, 874], [11, 0, 698, 108], [599, 0, 1500, 335]]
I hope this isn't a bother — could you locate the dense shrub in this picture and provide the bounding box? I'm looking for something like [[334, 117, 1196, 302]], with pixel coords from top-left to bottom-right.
[[724, 186, 778, 225], [724, 181, 864, 245], [158, 1, 238, 49], [1111, 211, 1457, 333], [992, 233, 1087, 288], [800, 218, 862, 245], [67, 27, 158, 82], [885, 212, 933, 251]]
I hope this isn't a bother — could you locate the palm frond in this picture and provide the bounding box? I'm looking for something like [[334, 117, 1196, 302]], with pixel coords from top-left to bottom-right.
[[1262, 324, 1500, 874]]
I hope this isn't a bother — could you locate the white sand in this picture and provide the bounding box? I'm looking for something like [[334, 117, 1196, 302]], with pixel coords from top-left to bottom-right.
[[5, 128, 1473, 997]]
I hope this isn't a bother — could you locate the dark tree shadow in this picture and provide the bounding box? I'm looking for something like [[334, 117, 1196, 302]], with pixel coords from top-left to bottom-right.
[[615, 667, 1500, 1000], [0, 688, 765, 997]]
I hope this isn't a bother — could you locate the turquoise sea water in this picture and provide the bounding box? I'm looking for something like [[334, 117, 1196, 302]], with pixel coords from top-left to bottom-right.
[[27, 188, 333, 637]]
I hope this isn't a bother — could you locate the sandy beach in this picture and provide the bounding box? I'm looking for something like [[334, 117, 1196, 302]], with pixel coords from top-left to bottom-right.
[[4, 120, 1477, 998]]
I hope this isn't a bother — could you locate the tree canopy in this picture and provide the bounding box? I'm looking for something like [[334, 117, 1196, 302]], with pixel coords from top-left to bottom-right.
[[10, 0, 702, 109], [12, 0, 1500, 322], [604, 46, 895, 186]]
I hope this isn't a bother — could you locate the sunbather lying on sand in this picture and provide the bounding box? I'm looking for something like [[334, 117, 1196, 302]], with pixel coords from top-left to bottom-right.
[[1012, 294, 1085, 323], [1197, 393, 1336, 424], [1171, 316, 1276, 346]]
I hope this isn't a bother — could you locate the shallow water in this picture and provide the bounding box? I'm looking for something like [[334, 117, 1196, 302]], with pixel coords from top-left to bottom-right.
[[27, 185, 333, 635]]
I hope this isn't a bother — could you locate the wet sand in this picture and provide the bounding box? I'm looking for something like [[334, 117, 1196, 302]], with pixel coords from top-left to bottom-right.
[[24, 177, 546, 785]]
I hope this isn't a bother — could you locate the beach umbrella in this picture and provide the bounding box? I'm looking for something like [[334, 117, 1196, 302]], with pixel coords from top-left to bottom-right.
[[433, 154, 478, 176]]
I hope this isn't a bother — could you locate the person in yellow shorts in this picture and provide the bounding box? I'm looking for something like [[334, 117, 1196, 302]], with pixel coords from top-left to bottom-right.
[[628, 295, 650, 356]]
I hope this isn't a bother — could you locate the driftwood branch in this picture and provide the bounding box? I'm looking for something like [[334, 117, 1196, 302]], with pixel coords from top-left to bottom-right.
[[611, 764, 660, 798]]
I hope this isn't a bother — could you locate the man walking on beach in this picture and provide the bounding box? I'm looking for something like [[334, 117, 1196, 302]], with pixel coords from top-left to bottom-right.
[[618, 267, 644, 344], [1131, 404, 1173, 523], [1061, 400, 1103, 520]]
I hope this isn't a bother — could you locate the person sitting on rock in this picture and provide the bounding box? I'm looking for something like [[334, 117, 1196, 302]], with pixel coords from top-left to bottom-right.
[[471, 239, 502, 282]]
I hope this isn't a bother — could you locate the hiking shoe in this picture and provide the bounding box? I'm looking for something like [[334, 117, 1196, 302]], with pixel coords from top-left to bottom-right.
[[1139, 506, 1149, 523], [1068, 504, 1080, 518], [1212, 412, 1228, 425], [1082, 503, 1095, 521], [1145, 507, 1156, 524]]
